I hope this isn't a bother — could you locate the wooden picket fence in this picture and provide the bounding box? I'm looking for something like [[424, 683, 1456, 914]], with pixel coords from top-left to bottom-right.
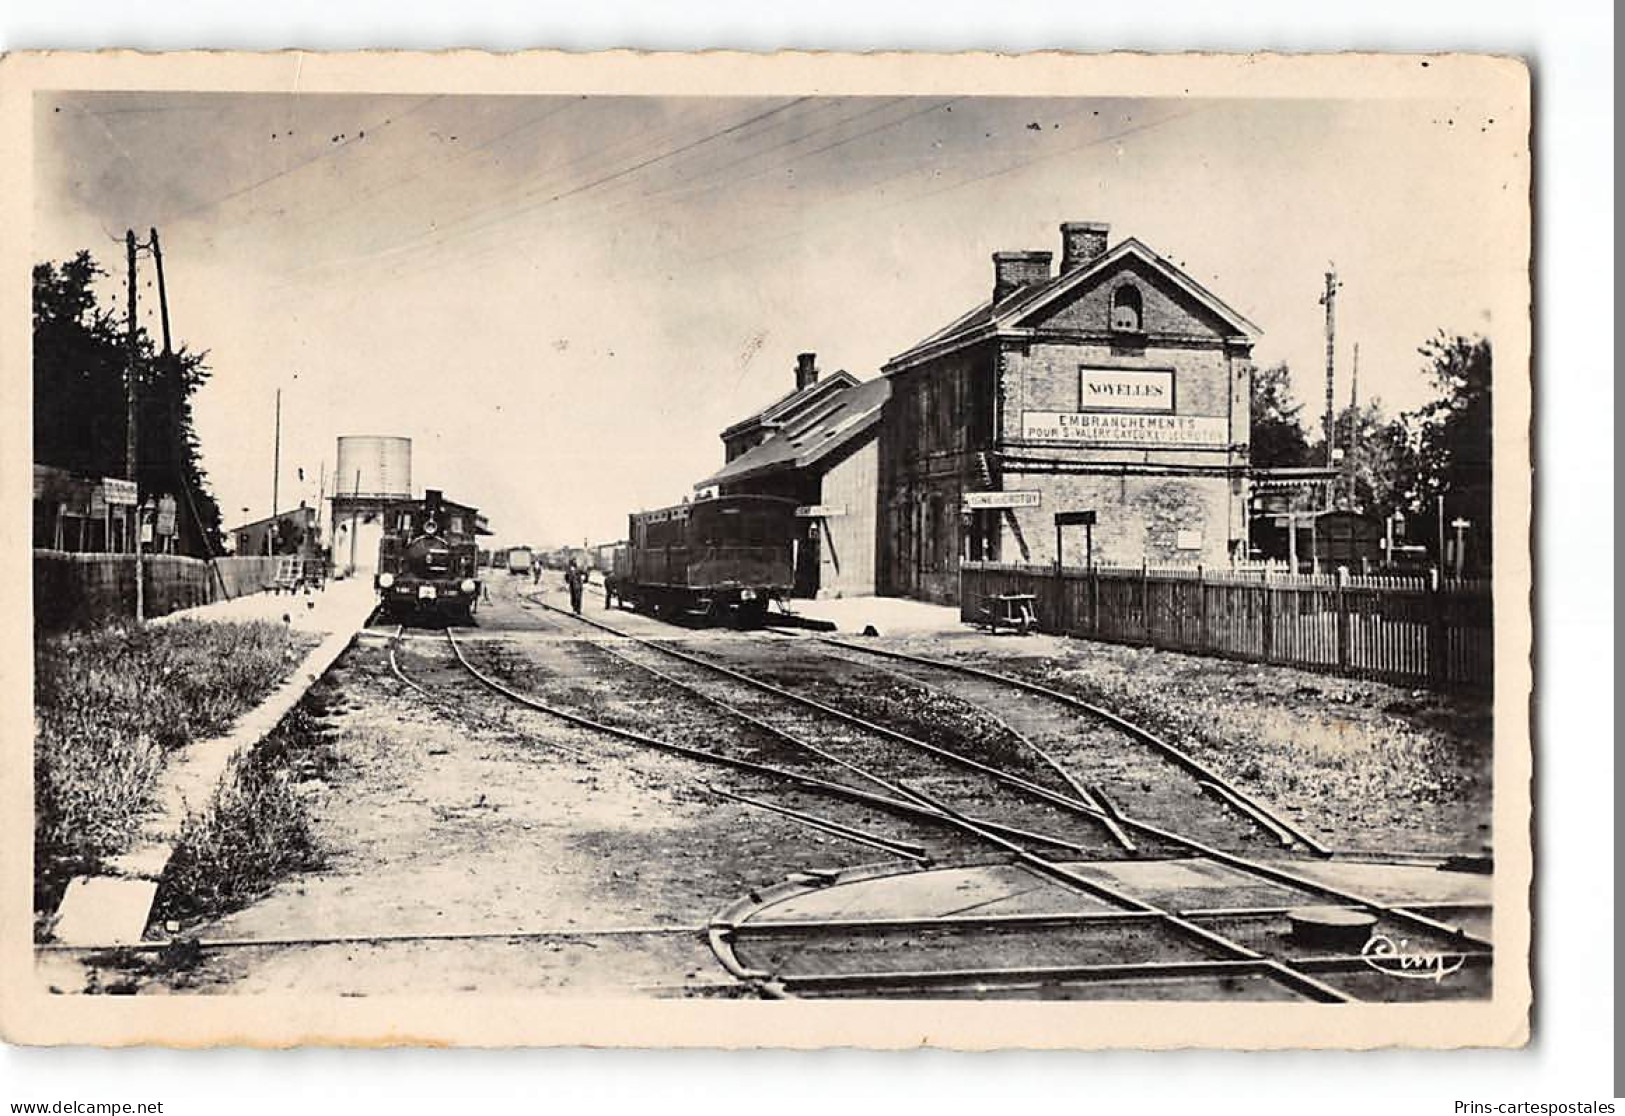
[[961, 561, 1494, 690]]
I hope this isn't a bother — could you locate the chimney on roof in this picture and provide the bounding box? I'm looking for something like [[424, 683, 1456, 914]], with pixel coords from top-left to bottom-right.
[[1060, 221, 1110, 273], [992, 250, 1053, 304], [795, 352, 819, 392]]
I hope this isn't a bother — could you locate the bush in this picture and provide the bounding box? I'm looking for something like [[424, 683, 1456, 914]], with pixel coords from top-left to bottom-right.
[[153, 706, 328, 925], [33, 620, 318, 912]]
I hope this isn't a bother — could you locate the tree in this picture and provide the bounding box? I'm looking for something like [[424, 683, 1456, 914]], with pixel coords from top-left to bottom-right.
[[1249, 361, 1314, 468], [32, 253, 127, 478], [33, 251, 225, 556], [1325, 399, 1419, 517], [1405, 333, 1493, 569]]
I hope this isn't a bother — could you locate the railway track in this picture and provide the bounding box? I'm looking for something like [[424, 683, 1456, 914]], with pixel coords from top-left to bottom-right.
[[64, 595, 1489, 1002], [388, 629, 941, 864], [423, 593, 1493, 1001], [520, 595, 1308, 859]]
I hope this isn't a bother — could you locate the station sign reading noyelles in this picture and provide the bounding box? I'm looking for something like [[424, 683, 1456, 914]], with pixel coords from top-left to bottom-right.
[[1081, 368, 1174, 412], [1022, 411, 1228, 446]]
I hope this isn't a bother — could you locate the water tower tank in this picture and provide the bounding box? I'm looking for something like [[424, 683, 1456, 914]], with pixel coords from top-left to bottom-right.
[[335, 436, 412, 499]]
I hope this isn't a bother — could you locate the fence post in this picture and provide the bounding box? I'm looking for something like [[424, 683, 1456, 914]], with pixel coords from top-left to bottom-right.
[[1089, 563, 1099, 636], [1055, 562, 1068, 636], [1141, 559, 1152, 644], [1197, 565, 1207, 650], [1427, 566, 1447, 683], [1335, 565, 1350, 671], [1261, 580, 1274, 662]]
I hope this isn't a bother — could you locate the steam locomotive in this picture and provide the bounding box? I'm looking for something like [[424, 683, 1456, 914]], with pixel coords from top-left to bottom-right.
[[375, 489, 485, 623], [605, 493, 797, 626]]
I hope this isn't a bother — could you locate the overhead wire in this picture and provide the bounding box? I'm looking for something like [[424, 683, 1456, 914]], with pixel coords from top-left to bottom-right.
[[271, 96, 816, 288], [690, 103, 1209, 269], [270, 96, 592, 240], [309, 96, 960, 294], [159, 95, 444, 226], [383, 97, 928, 286]]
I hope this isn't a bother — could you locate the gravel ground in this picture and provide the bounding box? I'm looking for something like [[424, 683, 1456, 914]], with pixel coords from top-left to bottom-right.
[[83, 578, 1492, 999], [880, 632, 1493, 855], [684, 640, 1288, 857]]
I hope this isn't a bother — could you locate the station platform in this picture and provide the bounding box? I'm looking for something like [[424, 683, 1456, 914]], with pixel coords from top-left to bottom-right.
[[779, 594, 962, 636], [50, 577, 379, 948], [150, 574, 377, 637]]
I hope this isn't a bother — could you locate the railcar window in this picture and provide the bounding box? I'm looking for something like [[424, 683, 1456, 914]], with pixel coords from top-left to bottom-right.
[[449, 516, 464, 534]]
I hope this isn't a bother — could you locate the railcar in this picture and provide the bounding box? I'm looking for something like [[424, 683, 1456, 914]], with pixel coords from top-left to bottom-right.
[[589, 540, 626, 576], [375, 489, 483, 623], [605, 494, 796, 626], [505, 546, 534, 576]]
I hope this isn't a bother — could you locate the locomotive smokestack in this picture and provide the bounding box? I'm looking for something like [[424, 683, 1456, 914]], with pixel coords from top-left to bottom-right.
[[795, 352, 819, 392]]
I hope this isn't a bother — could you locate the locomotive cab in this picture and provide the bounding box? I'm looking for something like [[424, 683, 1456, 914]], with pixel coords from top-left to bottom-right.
[[376, 489, 486, 623]]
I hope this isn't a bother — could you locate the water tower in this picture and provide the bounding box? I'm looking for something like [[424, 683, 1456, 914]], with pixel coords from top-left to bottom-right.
[[330, 436, 412, 576]]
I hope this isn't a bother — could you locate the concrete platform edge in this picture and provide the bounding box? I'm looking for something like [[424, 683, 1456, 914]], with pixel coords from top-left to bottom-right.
[[49, 619, 367, 946]]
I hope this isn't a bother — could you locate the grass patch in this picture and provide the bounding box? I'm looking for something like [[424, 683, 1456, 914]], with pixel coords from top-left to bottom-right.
[[152, 703, 330, 926], [33, 619, 320, 913]]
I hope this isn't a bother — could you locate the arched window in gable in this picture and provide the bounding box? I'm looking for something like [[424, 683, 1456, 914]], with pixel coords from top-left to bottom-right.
[[1111, 284, 1143, 333]]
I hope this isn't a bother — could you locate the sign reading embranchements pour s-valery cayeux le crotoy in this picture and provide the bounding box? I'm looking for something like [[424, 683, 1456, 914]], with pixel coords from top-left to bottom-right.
[[1021, 411, 1229, 446]]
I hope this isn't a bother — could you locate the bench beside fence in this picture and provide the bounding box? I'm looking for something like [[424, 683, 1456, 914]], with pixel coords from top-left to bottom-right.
[[960, 561, 1493, 690]]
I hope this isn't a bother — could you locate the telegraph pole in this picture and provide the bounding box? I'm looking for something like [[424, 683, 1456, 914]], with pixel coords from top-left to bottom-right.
[[125, 230, 145, 622], [152, 227, 228, 592], [1346, 341, 1360, 507], [149, 227, 173, 356], [1349, 341, 1359, 412], [1319, 267, 1340, 469], [272, 388, 282, 520]]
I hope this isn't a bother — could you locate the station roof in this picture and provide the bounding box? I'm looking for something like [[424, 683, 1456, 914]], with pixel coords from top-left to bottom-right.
[[883, 236, 1261, 375], [719, 369, 862, 441], [1249, 466, 1340, 490], [698, 375, 891, 488], [229, 505, 319, 534]]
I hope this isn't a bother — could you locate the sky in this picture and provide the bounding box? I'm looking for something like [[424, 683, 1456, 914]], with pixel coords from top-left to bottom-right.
[[33, 90, 1527, 547]]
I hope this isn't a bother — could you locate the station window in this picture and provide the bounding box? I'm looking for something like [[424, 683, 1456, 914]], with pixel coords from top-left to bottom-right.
[[1111, 284, 1143, 332]]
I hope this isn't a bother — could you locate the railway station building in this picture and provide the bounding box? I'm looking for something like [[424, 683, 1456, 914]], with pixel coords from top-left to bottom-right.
[[696, 352, 889, 599], [229, 503, 320, 558], [877, 221, 1259, 604]]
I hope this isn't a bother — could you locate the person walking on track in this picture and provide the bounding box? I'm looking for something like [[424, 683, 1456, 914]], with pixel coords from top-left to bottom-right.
[[565, 559, 586, 615]]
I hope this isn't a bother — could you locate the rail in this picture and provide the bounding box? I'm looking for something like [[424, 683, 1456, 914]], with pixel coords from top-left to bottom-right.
[[484, 604, 1362, 1002], [531, 597, 1487, 954]]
